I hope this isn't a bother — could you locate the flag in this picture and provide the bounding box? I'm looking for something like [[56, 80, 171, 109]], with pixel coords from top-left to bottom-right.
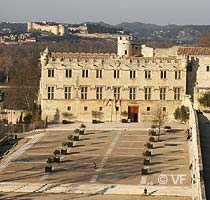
[[106, 98, 112, 106]]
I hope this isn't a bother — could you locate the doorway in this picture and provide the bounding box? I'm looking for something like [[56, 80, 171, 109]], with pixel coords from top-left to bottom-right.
[[128, 106, 139, 122]]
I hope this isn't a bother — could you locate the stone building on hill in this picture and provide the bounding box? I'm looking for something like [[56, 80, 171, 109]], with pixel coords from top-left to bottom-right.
[[27, 22, 65, 36]]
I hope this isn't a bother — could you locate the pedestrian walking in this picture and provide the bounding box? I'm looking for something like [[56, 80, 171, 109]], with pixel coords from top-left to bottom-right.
[[93, 161, 97, 169], [144, 187, 147, 195]]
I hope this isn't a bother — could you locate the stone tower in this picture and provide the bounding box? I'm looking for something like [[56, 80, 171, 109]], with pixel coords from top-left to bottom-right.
[[27, 22, 32, 32], [58, 25, 65, 36], [41, 47, 50, 66], [117, 35, 133, 57]]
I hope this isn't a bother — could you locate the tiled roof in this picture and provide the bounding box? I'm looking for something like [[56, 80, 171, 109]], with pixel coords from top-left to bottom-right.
[[178, 47, 210, 55]]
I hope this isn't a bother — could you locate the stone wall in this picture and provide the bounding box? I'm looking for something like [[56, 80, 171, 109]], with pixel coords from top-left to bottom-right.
[[27, 22, 65, 36], [186, 96, 206, 200]]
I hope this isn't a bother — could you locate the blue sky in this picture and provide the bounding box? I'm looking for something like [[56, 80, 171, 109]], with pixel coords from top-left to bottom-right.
[[1, 0, 210, 25]]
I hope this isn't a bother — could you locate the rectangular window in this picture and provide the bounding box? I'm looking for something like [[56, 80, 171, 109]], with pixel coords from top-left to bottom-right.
[[114, 70, 120, 78], [67, 106, 72, 111], [174, 87, 181, 100], [84, 106, 88, 111], [113, 87, 120, 100], [65, 69, 72, 78], [48, 69, 54, 77], [99, 107, 103, 111], [175, 70, 181, 79], [147, 107, 151, 112], [96, 69, 102, 78], [47, 86, 54, 99], [96, 87, 103, 100], [130, 70, 136, 79], [207, 66, 210, 72], [144, 87, 151, 100], [64, 86, 71, 99], [81, 87, 88, 100], [125, 50, 127, 55], [145, 70, 151, 79], [129, 87, 136, 100], [160, 70, 167, 79], [82, 69, 89, 78], [163, 107, 166, 112], [160, 87, 166, 100]]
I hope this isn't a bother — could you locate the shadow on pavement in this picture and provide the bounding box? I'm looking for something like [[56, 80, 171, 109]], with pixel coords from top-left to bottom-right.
[[197, 112, 210, 200]]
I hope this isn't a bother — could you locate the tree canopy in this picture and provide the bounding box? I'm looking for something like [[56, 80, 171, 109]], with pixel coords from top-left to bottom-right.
[[174, 106, 189, 122], [198, 92, 210, 108]]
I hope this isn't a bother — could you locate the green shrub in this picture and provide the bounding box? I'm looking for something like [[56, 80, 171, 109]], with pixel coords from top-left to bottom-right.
[[143, 150, 151, 156], [145, 142, 153, 149], [53, 150, 60, 156], [149, 129, 157, 136], [80, 124, 86, 128], [67, 135, 74, 141], [23, 113, 32, 124], [47, 157, 54, 164], [62, 141, 68, 147], [151, 124, 157, 129], [74, 129, 80, 134], [144, 158, 151, 165], [198, 92, 210, 108], [174, 106, 189, 122], [149, 137, 155, 142]]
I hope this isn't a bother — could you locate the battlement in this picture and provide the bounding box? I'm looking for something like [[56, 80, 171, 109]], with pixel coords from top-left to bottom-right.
[[50, 52, 117, 60], [46, 51, 182, 65]]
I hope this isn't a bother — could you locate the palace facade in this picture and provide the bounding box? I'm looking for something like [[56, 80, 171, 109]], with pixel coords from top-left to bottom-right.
[[39, 36, 210, 122]]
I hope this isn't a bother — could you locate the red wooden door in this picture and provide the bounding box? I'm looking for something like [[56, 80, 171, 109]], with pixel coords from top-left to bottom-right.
[[128, 106, 139, 122]]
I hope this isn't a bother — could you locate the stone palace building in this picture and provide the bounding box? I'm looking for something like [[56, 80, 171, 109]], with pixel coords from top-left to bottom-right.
[[39, 36, 210, 123]]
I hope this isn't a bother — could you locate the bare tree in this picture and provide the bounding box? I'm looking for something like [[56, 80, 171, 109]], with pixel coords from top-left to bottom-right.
[[92, 110, 104, 121], [197, 32, 210, 47], [152, 107, 168, 141]]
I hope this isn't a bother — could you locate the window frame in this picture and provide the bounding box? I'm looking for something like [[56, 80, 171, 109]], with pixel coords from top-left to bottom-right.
[[96, 86, 103, 100], [64, 86, 71, 100], [65, 69, 72, 78], [113, 87, 121, 100], [47, 86, 54, 99], [145, 70, 151, 79], [160, 70, 167, 79], [114, 69, 120, 79], [82, 69, 89, 78], [81, 86, 88, 100], [160, 87, 166, 100], [175, 70, 181, 80], [174, 87, 181, 101], [48, 69, 54, 78], [129, 87, 136, 100], [96, 69, 103, 78], [144, 87, 152, 100], [130, 70, 136, 79]]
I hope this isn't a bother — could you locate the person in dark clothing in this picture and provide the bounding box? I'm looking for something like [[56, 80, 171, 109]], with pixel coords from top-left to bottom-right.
[[144, 187, 147, 195]]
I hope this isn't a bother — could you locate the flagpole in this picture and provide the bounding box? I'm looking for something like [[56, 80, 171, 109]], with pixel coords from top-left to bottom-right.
[[111, 99, 113, 122]]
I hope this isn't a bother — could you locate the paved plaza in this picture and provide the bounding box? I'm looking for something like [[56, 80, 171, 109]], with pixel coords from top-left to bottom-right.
[[0, 123, 192, 199]]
